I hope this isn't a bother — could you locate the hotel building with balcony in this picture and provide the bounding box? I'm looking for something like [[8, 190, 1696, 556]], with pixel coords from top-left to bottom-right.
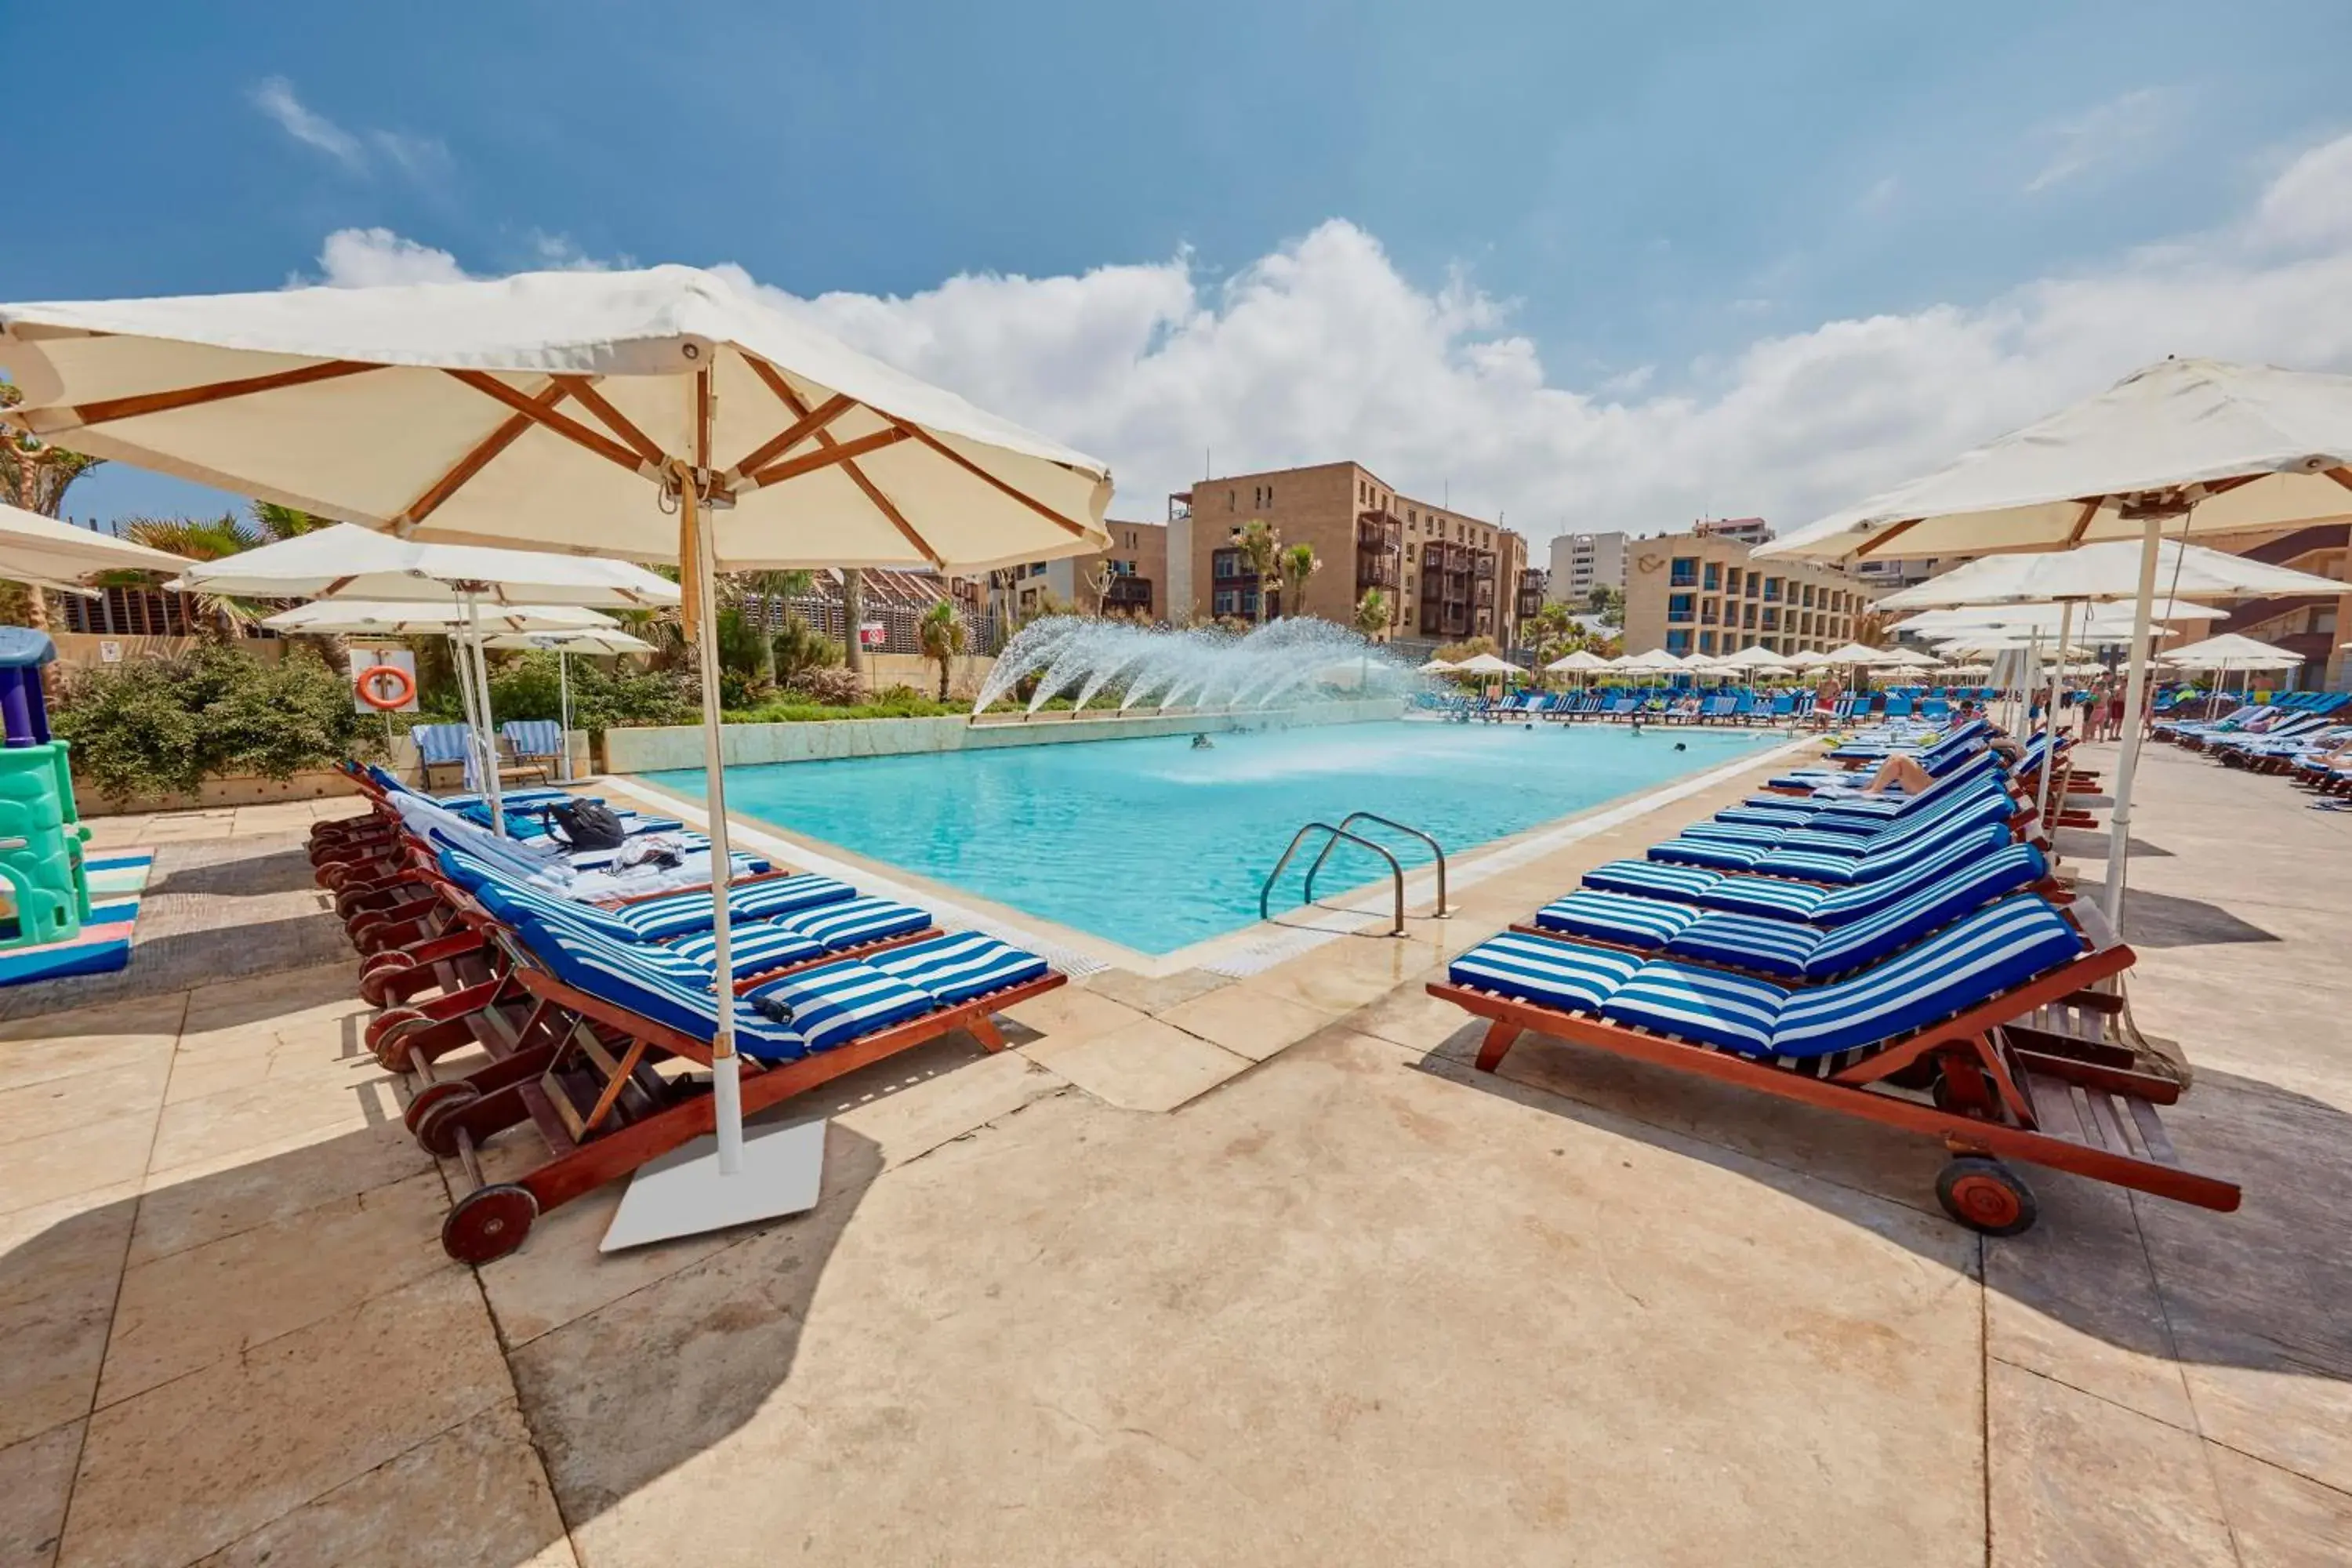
[[1620, 530, 1875, 659], [1167, 462, 1530, 648]]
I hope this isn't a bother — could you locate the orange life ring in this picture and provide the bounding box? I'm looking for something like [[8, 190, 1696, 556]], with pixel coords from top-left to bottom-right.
[[355, 663, 415, 711]]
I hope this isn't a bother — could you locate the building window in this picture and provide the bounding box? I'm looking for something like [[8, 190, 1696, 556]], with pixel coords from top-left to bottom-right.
[[1228, 489, 1236, 510], [1724, 568, 1741, 596], [1702, 561, 1720, 591], [1700, 631, 1717, 654], [1700, 599, 1719, 624], [1214, 590, 1236, 615], [1762, 577, 1781, 601], [1665, 630, 1692, 655], [1802, 583, 1816, 608], [1667, 593, 1695, 623], [1762, 607, 1779, 630], [1743, 604, 1758, 628], [1669, 557, 1698, 587]]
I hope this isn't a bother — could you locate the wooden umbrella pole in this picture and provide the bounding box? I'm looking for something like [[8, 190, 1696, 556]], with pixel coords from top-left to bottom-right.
[[677, 450, 743, 1176]]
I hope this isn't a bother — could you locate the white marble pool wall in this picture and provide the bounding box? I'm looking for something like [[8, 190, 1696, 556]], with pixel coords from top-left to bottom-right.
[[603, 697, 1410, 773]]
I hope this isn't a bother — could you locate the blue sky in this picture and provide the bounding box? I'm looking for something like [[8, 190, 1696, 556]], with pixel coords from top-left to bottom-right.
[[13, 0, 2352, 539]]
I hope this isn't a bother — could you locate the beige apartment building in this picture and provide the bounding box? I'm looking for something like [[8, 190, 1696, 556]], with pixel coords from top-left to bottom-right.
[[1167, 461, 1529, 647], [985, 518, 1168, 622], [1621, 532, 1874, 659]]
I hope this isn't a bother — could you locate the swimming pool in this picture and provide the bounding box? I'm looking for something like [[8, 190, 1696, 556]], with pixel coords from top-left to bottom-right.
[[645, 720, 1781, 955]]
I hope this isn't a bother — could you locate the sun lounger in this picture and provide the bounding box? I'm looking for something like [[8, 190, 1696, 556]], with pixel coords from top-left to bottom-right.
[[1428, 895, 2239, 1232], [1647, 779, 2021, 878], [501, 720, 564, 784], [396, 906, 1062, 1261]]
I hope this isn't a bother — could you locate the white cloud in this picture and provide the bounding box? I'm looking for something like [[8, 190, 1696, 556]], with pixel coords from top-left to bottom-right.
[[310, 131, 2352, 545], [526, 230, 633, 272], [2025, 87, 2172, 193], [1857, 175, 1900, 212], [309, 227, 469, 288], [250, 76, 362, 169], [249, 76, 446, 184]]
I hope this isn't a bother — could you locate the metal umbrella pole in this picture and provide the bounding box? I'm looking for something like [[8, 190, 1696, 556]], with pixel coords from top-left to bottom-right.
[[459, 589, 507, 837], [2102, 514, 2167, 927], [558, 650, 573, 782], [2034, 601, 2072, 836]]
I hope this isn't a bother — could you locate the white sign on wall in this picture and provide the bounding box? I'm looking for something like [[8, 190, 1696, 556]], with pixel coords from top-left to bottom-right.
[[97, 640, 123, 663], [350, 646, 421, 713]]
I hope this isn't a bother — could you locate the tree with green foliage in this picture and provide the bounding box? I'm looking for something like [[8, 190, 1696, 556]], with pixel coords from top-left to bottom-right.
[[1229, 518, 1281, 623], [52, 644, 382, 803], [917, 598, 970, 700], [119, 502, 347, 669], [0, 377, 107, 648], [1584, 584, 1625, 627], [1276, 541, 1319, 619], [730, 569, 814, 691]]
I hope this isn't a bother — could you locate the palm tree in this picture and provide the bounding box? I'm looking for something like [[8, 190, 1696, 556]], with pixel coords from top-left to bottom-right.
[[917, 598, 970, 701], [1276, 543, 1319, 620], [731, 569, 814, 691], [1230, 518, 1280, 624], [1352, 588, 1391, 685]]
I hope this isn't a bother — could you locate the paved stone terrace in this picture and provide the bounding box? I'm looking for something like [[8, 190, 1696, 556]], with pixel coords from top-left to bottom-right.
[[0, 742, 2345, 1565]]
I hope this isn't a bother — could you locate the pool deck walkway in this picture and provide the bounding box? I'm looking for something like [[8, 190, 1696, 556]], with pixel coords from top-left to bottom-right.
[[2, 741, 2347, 1565]]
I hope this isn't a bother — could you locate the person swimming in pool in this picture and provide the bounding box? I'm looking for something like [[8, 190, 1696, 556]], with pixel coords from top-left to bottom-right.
[[1191, 733, 1214, 749]]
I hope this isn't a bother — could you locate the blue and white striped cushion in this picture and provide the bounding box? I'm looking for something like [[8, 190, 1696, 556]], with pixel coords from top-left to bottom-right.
[[1698, 875, 1831, 921], [1648, 837, 1770, 869], [1802, 844, 2049, 978], [1533, 890, 1701, 949], [607, 888, 737, 940], [1755, 811, 2009, 884], [1598, 961, 1784, 1054], [526, 920, 810, 1060], [1712, 804, 1817, 829], [871, 931, 1050, 1004], [663, 921, 827, 978], [775, 896, 931, 949], [745, 960, 938, 1053], [1772, 896, 2082, 1058], [1582, 860, 1722, 901], [1448, 934, 1641, 1013], [1661, 913, 1823, 978], [1806, 826, 2014, 921], [1679, 821, 1788, 845], [503, 720, 562, 759], [442, 851, 648, 945], [729, 874, 858, 919]]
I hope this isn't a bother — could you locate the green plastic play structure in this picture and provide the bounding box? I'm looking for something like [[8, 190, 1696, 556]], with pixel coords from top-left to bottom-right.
[[0, 630, 91, 948]]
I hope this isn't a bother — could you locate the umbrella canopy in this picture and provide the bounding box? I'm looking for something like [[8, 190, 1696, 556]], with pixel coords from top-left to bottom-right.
[[263, 600, 619, 635], [0, 266, 1120, 1217], [1544, 648, 1612, 673], [1818, 641, 1905, 666], [1760, 359, 2352, 561], [1887, 601, 2225, 635], [1867, 645, 1944, 670], [1713, 644, 1793, 672], [1874, 539, 2347, 609], [478, 627, 659, 655], [166, 523, 680, 606], [1785, 649, 1839, 669], [1451, 652, 1520, 676], [1612, 648, 1686, 673], [1416, 657, 1459, 674], [0, 500, 191, 588], [2158, 633, 2306, 671], [0, 265, 1112, 571]]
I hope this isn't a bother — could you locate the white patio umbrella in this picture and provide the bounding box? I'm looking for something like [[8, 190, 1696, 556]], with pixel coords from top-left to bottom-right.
[[1416, 657, 1460, 674], [2158, 632, 2306, 671], [177, 526, 676, 832], [1613, 648, 1686, 674], [1887, 601, 2226, 637], [0, 263, 1114, 1246], [479, 627, 661, 782], [0, 500, 191, 593], [1544, 648, 1611, 673], [1759, 358, 2352, 927], [1451, 652, 1520, 675], [1875, 539, 2350, 610]]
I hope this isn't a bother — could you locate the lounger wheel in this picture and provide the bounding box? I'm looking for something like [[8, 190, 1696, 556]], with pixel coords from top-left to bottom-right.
[[411, 1083, 482, 1156], [1936, 1156, 2038, 1236], [369, 1008, 435, 1069], [441, 1182, 538, 1265]]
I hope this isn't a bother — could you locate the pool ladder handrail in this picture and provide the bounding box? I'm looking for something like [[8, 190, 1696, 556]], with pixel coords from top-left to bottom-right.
[[1302, 812, 1448, 919], [1259, 823, 1405, 935]]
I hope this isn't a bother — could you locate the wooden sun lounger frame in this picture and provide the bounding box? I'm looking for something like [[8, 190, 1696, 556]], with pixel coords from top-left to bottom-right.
[[394, 913, 1063, 1263], [1427, 909, 2238, 1231]]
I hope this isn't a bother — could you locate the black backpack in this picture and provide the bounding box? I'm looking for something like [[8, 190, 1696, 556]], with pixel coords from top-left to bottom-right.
[[544, 799, 629, 851]]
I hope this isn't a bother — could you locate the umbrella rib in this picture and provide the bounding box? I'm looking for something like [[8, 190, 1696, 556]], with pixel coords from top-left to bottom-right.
[[2321, 466, 2352, 495], [735, 354, 949, 563], [1849, 519, 1918, 558], [443, 370, 657, 478], [397, 381, 575, 526], [550, 376, 668, 467], [60, 360, 379, 430], [2063, 499, 2100, 546], [721, 394, 856, 487], [740, 426, 913, 489]]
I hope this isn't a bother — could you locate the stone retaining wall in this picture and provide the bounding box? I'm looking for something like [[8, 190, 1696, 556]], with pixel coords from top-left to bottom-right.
[[603, 699, 1407, 773]]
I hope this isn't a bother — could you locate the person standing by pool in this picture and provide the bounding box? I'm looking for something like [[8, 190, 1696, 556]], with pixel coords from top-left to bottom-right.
[[1811, 676, 1842, 730]]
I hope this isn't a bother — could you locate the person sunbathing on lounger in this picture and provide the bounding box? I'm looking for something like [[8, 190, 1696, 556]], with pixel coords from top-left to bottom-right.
[[1863, 735, 2020, 795]]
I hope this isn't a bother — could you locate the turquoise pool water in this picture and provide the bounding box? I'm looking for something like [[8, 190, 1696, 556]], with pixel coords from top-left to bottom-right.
[[646, 720, 1780, 954]]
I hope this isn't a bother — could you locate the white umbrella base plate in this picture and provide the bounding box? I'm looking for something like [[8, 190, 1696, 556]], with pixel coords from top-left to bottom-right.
[[600, 1117, 826, 1252]]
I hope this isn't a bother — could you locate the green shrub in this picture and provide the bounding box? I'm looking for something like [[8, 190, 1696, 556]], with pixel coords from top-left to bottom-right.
[[772, 617, 841, 684], [53, 645, 382, 803], [785, 666, 864, 706], [482, 651, 698, 736]]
